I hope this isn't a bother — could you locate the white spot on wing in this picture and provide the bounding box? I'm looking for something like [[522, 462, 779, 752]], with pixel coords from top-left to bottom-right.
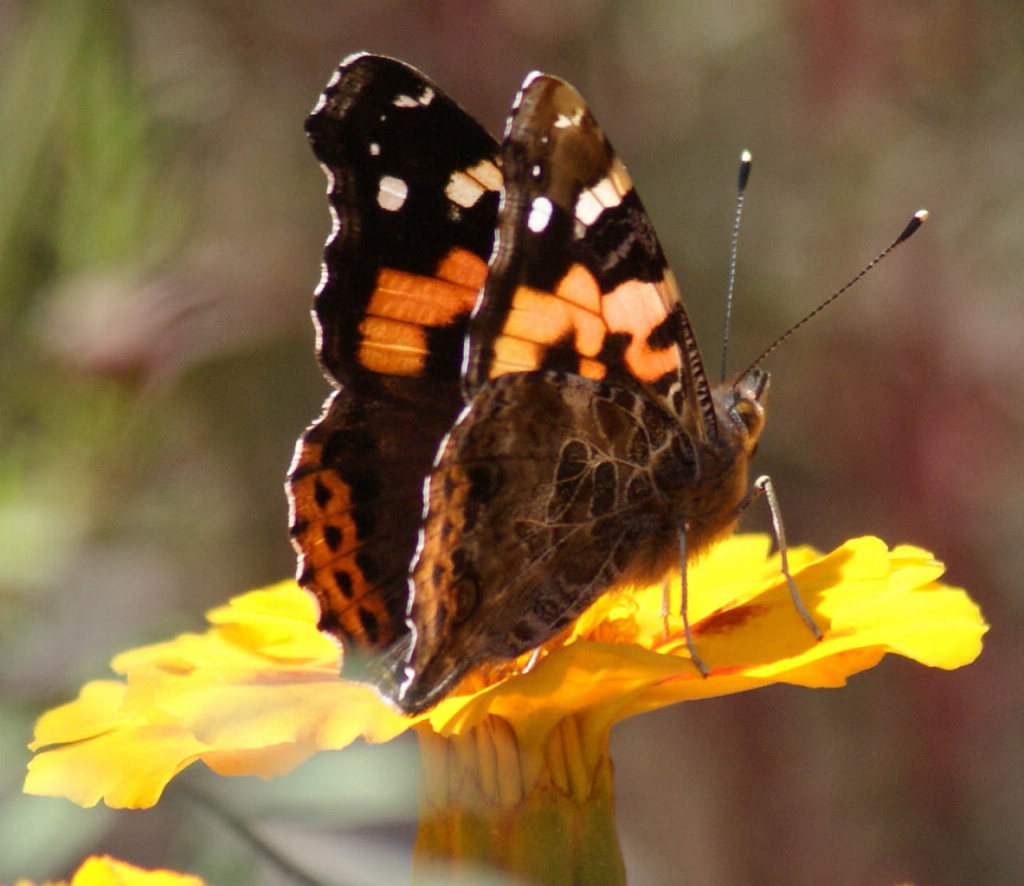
[[574, 157, 633, 226], [527, 196, 553, 233], [377, 175, 408, 211], [590, 175, 624, 207], [445, 159, 502, 208], [471, 158, 503, 191], [553, 108, 584, 129], [575, 190, 603, 226], [393, 86, 435, 108], [369, 142, 380, 156]]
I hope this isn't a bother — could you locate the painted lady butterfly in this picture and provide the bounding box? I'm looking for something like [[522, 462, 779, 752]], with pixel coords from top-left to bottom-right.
[[288, 53, 921, 714]]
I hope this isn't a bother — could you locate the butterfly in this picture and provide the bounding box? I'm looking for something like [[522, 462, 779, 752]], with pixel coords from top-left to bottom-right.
[[289, 52, 803, 715]]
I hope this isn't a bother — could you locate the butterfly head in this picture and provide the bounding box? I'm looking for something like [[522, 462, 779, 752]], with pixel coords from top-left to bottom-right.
[[720, 367, 769, 457]]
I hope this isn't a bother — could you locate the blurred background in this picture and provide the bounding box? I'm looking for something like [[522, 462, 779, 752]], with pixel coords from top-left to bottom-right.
[[1, 1, 1020, 884]]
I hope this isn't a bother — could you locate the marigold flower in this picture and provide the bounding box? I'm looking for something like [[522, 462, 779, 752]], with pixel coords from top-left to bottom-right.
[[11, 855, 206, 886], [24, 535, 986, 883]]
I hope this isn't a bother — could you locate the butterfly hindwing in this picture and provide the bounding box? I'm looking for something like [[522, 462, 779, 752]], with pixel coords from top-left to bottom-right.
[[288, 54, 501, 682]]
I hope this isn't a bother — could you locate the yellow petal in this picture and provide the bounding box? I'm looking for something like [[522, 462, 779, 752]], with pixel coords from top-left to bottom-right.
[[25, 680, 207, 808], [71, 855, 206, 885], [8, 854, 207, 886], [23, 536, 985, 810], [420, 536, 986, 780], [24, 582, 412, 808]]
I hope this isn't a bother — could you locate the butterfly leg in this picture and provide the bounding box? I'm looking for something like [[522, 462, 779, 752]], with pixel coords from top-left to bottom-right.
[[523, 646, 543, 673], [661, 579, 671, 639], [741, 475, 822, 641], [677, 527, 710, 677]]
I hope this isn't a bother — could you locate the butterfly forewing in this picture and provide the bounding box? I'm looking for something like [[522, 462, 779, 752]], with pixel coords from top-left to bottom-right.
[[465, 74, 714, 439], [289, 54, 500, 684], [304, 53, 499, 390]]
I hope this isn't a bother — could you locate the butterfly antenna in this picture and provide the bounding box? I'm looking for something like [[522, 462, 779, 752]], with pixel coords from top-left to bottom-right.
[[720, 150, 753, 381], [737, 209, 929, 379]]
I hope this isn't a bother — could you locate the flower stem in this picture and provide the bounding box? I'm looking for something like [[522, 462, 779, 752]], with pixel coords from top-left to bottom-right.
[[413, 714, 625, 885]]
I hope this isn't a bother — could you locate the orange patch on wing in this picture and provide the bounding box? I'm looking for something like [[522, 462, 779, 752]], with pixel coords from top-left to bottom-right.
[[601, 276, 680, 382], [358, 248, 486, 377], [555, 263, 602, 312], [504, 288, 605, 353], [436, 246, 489, 289], [489, 335, 544, 375], [578, 357, 606, 379], [489, 264, 612, 378], [358, 317, 428, 375], [371, 267, 477, 326], [290, 443, 397, 649], [491, 335, 608, 379]]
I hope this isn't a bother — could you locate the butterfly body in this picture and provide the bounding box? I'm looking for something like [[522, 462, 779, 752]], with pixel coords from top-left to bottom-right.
[[290, 53, 769, 714]]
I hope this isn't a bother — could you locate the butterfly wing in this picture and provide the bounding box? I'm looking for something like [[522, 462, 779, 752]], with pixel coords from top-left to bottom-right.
[[465, 73, 717, 439], [398, 73, 721, 712], [288, 54, 500, 684]]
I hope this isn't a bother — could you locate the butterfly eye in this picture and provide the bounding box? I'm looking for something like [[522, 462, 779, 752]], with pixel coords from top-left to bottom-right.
[[730, 396, 764, 437]]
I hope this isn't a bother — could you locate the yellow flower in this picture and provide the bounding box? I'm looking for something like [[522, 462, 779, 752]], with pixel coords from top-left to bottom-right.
[[10, 855, 206, 885], [24, 536, 986, 883]]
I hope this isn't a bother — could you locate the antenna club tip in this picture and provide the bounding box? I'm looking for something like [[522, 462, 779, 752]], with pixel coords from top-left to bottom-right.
[[737, 151, 752, 191], [896, 209, 929, 244]]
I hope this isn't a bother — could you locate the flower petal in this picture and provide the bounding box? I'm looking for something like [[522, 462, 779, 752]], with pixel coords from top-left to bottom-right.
[[24, 582, 412, 808], [71, 855, 206, 885], [10, 854, 208, 885], [420, 537, 987, 779], [23, 537, 985, 810]]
